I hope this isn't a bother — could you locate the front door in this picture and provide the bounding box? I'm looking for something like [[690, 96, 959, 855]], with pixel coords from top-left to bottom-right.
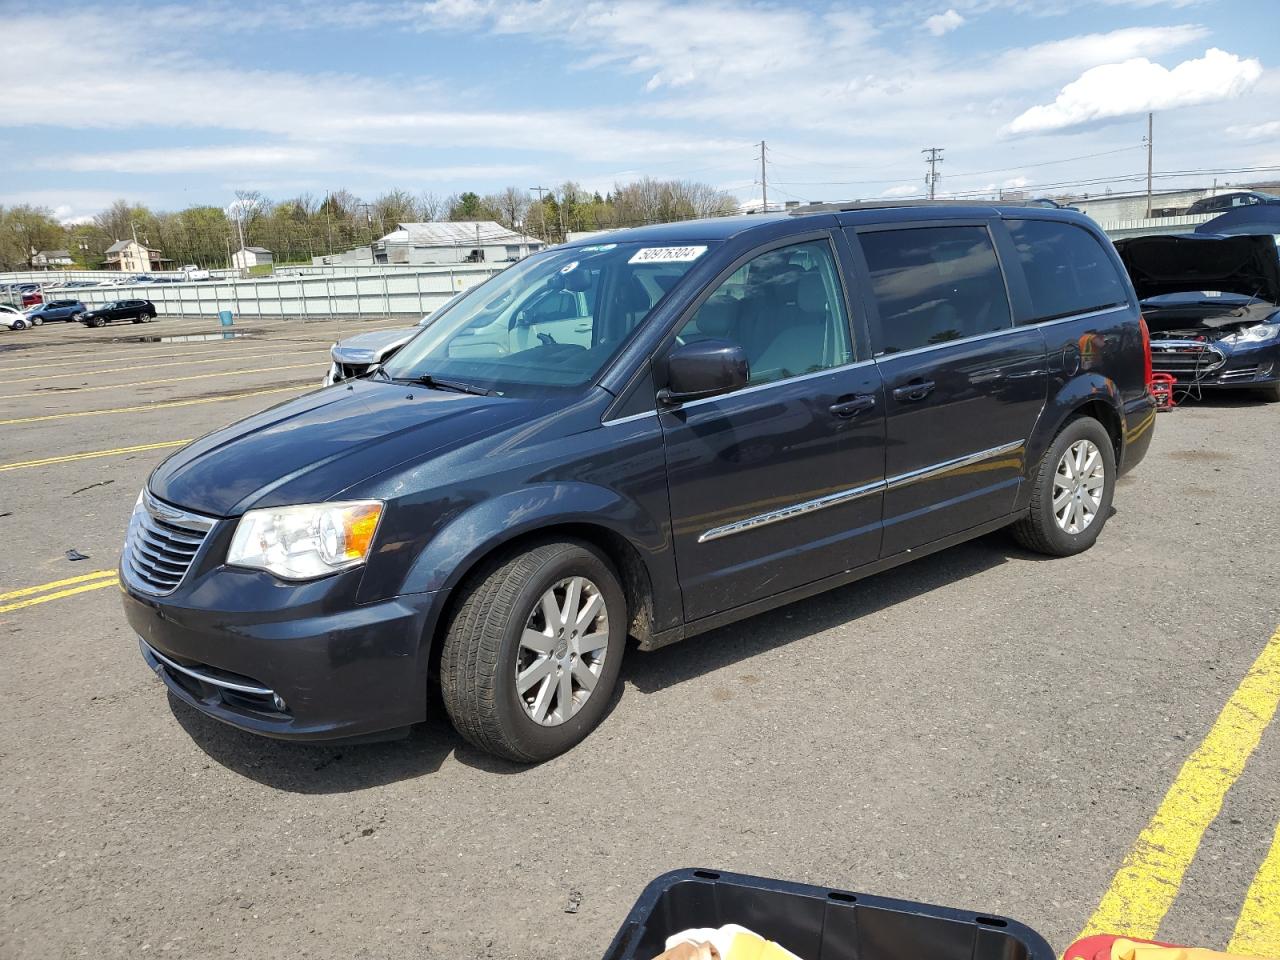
[[659, 236, 886, 622], [849, 223, 1046, 557]]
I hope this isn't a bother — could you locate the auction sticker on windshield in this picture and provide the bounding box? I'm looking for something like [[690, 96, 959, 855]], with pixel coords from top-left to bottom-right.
[[628, 246, 707, 264]]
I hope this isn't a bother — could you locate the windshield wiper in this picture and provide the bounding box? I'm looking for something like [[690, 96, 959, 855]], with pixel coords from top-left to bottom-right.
[[406, 373, 498, 397]]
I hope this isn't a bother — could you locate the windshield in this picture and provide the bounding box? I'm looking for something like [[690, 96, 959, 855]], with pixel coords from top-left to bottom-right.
[[381, 241, 713, 394]]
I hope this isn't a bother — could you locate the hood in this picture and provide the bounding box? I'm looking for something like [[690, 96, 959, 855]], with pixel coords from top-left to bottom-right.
[[1195, 205, 1280, 238], [1115, 234, 1280, 304], [149, 378, 542, 516], [330, 327, 419, 363]]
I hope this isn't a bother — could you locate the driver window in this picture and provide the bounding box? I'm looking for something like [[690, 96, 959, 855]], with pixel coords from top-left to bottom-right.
[[675, 239, 853, 386]]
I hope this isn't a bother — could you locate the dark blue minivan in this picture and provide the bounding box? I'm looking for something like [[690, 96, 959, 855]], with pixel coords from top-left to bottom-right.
[[122, 202, 1155, 761]]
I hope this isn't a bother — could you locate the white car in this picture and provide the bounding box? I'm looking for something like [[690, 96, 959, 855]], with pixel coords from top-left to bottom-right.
[[180, 264, 212, 281], [0, 304, 34, 330]]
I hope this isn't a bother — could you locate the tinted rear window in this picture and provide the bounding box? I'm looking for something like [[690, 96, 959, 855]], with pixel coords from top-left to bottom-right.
[[860, 226, 1013, 355], [1006, 219, 1128, 322]]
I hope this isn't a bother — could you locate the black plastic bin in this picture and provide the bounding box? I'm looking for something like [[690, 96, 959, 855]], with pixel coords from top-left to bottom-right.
[[602, 869, 1055, 960]]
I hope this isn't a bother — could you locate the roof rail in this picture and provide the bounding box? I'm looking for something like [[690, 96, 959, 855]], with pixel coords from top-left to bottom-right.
[[789, 198, 1042, 215]]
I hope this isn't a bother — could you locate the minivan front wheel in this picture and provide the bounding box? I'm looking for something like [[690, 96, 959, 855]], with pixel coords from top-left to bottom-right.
[[440, 540, 626, 762], [1012, 417, 1116, 556]]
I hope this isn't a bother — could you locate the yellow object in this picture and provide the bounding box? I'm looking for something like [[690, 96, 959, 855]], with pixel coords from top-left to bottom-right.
[[724, 929, 802, 960], [1109, 939, 1270, 960]]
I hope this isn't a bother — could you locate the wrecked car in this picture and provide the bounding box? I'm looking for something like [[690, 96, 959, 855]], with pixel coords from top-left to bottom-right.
[[1115, 233, 1280, 402], [322, 292, 467, 385]]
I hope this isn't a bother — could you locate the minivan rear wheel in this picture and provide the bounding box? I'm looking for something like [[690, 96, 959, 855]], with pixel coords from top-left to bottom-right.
[[1011, 416, 1116, 557], [440, 539, 626, 762]]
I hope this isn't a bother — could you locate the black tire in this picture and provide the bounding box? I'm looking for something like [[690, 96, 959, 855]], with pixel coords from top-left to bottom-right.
[[132, 317, 143, 323], [440, 539, 626, 763], [89, 317, 105, 328], [1011, 416, 1116, 557], [12, 318, 26, 330], [142, 312, 154, 322], [1256, 382, 1280, 403]]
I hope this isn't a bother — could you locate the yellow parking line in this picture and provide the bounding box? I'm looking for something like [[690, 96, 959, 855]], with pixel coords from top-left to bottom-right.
[[0, 341, 327, 373], [1075, 626, 1280, 940], [0, 383, 309, 426], [6, 348, 329, 383], [1229, 819, 1280, 956], [0, 577, 119, 614], [0, 439, 192, 473], [0, 569, 117, 603], [0, 361, 320, 399]]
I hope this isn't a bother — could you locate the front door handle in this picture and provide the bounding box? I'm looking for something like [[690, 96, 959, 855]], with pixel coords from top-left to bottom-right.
[[892, 379, 936, 402], [829, 394, 877, 418]]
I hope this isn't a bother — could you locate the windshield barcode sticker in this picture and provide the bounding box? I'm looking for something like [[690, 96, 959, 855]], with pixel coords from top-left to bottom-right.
[[628, 246, 707, 264]]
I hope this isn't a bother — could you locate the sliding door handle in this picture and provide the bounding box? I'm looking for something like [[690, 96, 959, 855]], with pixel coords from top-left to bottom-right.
[[892, 379, 936, 401]]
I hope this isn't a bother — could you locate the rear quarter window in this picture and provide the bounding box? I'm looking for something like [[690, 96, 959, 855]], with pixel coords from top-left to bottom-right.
[[1007, 219, 1128, 323]]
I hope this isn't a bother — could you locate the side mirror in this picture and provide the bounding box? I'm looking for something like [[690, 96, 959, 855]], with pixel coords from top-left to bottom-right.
[[658, 338, 749, 405]]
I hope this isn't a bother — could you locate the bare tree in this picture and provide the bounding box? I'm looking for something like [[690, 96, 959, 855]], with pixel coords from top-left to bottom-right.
[[418, 191, 446, 221], [487, 186, 530, 231]]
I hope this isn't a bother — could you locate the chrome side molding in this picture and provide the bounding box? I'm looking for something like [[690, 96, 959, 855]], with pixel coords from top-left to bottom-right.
[[696, 440, 1024, 543]]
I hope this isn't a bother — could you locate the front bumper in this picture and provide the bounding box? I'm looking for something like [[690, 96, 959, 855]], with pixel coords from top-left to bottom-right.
[[123, 570, 441, 741], [1152, 345, 1278, 390]]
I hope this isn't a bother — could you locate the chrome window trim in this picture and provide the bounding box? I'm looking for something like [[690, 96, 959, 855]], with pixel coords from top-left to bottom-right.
[[672, 358, 877, 413], [885, 440, 1024, 491], [140, 637, 274, 696], [601, 410, 660, 427], [695, 439, 1025, 543], [872, 324, 1019, 362], [698, 478, 885, 543], [1023, 303, 1129, 330]]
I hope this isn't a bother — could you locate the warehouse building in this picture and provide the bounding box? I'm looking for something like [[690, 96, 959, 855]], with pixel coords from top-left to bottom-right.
[[315, 221, 545, 267]]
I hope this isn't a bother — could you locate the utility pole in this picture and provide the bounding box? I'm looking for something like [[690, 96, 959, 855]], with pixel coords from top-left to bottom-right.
[[758, 140, 768, 211], [529, 186, 548, 240], [1144, 112, 1153, 218], [922, 147, 944, 200]]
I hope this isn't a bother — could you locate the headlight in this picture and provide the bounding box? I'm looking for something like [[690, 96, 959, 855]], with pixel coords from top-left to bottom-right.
[[227, 501, 383, 580], [1222, 323, 1280, 345]]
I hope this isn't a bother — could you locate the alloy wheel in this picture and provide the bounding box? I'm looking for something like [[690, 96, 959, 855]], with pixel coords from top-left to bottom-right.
[[1053, 439, 1105, 534], [514, 576, 609, 726]]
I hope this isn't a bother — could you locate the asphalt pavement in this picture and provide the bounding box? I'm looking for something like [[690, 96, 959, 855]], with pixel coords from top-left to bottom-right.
[[1, 314, 1278, 959]]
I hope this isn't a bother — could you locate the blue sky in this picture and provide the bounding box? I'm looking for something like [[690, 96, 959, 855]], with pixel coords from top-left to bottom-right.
[[0, 0, 1275, 222]]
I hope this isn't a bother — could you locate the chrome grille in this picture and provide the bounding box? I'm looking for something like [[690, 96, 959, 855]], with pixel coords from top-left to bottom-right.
[[1219, 366, 1261, 382], [125, 492, 214, 594], [1150, 341, 1225, 375]]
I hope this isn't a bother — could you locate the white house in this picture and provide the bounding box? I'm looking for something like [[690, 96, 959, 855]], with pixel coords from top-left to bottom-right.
[[232, 246, 274, 269], [32, 249, 74, 269], [105, 239, 169, 272]]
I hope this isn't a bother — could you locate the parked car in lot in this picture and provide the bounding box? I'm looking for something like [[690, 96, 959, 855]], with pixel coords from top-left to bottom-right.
[[1, 304, 33, 330], [1187, 191, 1280, 216], [181, 264, 212, 281], [123, 202, 1155, 761], [1115, 233, 1280, 401], [80, 299, 156, 327], [322, 292, 467, 384], [25, 299, 87, 324]]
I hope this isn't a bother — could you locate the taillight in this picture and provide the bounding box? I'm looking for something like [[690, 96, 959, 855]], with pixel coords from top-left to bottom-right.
[[1139, 314, 1153, 386]]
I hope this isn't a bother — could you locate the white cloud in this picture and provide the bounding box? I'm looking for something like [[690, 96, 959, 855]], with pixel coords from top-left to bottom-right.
[[1003, 48, 1263, 136], [882, 184, 921, 197], [923, 9, 964, 36], [1226, 119, 1280, 141], [1002, 175, 1032, 189], [56, 145, 333, 173], [1000, 24, 1206, 74]]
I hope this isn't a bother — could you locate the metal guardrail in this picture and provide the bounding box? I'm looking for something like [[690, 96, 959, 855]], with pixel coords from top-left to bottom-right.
[[35, 263, 505, 318], [1097, 212, 1217, 239]]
